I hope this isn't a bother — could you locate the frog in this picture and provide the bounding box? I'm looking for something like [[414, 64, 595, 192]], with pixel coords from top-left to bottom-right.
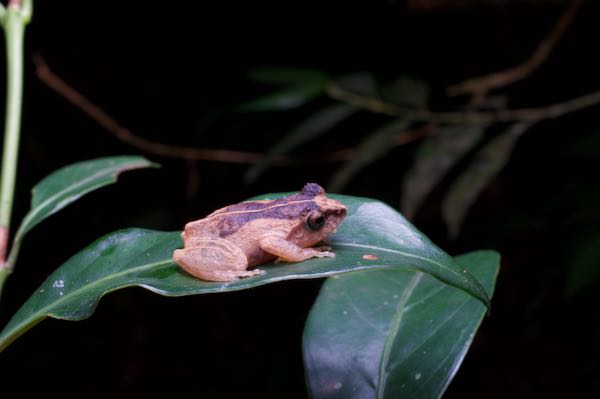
[[173, 183, 347, 282]]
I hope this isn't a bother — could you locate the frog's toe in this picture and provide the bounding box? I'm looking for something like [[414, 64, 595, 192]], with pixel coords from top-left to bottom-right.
[[314, 245, 332, 252], [247, 268, 266, 276], [315, 250, 335, 258]]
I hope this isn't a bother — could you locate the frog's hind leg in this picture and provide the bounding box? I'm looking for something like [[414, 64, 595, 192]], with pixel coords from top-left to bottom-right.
[[173, 237, 264, 282]]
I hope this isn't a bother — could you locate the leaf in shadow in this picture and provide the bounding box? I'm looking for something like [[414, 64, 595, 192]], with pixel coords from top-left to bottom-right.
[[329, 119, 410, 192], [565, 234, 600, 298], [238, 82, 327, 112], [401, 125, 486, 219], [247, 68, 328, 86], [442, 123, 529, 238], [0, 195, 490, 353], [332, 72, 379, 97], [381, 76, 430, 109], [303, 250, 500, 399], [244, 104, 358, 183]]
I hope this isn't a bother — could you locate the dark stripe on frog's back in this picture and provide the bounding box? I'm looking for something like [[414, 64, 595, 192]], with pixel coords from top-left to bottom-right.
[[215, 199, 318, 237], [211, 192, 317, 214]]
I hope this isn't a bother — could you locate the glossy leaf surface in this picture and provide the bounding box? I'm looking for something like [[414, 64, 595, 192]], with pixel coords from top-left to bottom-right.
[[0, 195, 489, 352], [303, 250, 499, 399], [7, 156, 155, 265]]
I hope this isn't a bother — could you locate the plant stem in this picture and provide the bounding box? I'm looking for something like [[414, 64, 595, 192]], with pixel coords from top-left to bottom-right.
[[0, 3, 29, 298]]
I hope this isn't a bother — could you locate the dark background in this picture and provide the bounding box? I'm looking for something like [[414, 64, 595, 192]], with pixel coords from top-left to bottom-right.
[[1, 0, 599, 397]]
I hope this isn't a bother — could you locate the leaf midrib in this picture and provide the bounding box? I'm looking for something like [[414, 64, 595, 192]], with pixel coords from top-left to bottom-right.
[[334, 241, 460, 278], [6, 239, 471, 333], [336, 241, 489, 309], [377, 272, 423, 399]]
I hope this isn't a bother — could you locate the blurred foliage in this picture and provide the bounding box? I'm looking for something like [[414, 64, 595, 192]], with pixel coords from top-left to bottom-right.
[[236, 67, 533, 238]]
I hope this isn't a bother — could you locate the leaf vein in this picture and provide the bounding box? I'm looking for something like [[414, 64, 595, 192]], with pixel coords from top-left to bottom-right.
[[377, 272, 423, 399], [341, 281, 386, 336]]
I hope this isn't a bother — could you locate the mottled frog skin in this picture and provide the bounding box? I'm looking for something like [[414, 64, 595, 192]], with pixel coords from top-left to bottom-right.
[[173, 183, 347, 282]]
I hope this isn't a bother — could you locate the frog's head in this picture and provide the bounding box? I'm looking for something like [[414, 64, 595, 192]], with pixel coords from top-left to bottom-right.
[[293, 183, 347, 247]]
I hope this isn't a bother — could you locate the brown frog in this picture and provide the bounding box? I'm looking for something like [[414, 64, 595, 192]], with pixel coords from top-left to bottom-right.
[[173, 183, 347, 282]]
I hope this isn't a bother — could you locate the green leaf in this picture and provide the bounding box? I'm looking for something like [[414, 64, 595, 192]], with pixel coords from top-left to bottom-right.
[[442, 123, 527, 238], [8, 156, 155, 266], [248, 68, 328, 86], [0, 195, 489, 353], [333, 72, 378, 97], [239, 83, 326, 112], [244, 104, 358, 183], [401, 125, 485, 219], [329, 119, 410, 192], [303, 250, 499, 399]]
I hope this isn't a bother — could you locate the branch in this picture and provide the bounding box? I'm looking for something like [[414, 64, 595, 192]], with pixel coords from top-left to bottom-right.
[[327, 83, 600, 125], [447, 0, 584, 101], [32, 54, 284, 165]]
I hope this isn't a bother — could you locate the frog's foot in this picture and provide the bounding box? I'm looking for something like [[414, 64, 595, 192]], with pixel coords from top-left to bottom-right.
[[260, 235, 337, 264], [312, 250, 335, 258], [274, 249, 335, 264], [193, 268, 265, 282], [314, 244, 332, 252]]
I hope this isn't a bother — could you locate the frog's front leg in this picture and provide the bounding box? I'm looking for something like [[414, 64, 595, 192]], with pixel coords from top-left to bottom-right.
[[259, 235, 335, 263], [173, 236, 264, 282]]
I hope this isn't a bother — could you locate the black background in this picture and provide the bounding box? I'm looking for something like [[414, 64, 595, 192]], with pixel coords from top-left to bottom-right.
[[1, 1, 599, 397]]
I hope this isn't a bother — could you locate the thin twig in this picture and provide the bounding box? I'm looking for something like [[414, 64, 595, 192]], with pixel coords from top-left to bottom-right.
[[447, 0, 584, 101], [327, 83, 600, 125], [33, 54, 436, 166], [32, 53, 283, 165]]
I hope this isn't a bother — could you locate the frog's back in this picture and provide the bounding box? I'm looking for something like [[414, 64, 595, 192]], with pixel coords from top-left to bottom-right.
[[183, 184, 322, 244], [205, 196, 317, 236]]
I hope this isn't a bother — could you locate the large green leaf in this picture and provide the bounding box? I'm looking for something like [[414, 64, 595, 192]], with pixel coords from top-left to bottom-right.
[[0, 195, 489, 353], [7, 156, 155, 265], [303, 250, 499, 399]]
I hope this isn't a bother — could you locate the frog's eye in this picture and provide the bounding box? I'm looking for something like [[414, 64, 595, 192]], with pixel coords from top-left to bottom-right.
[[306, 211, 326, 231]]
